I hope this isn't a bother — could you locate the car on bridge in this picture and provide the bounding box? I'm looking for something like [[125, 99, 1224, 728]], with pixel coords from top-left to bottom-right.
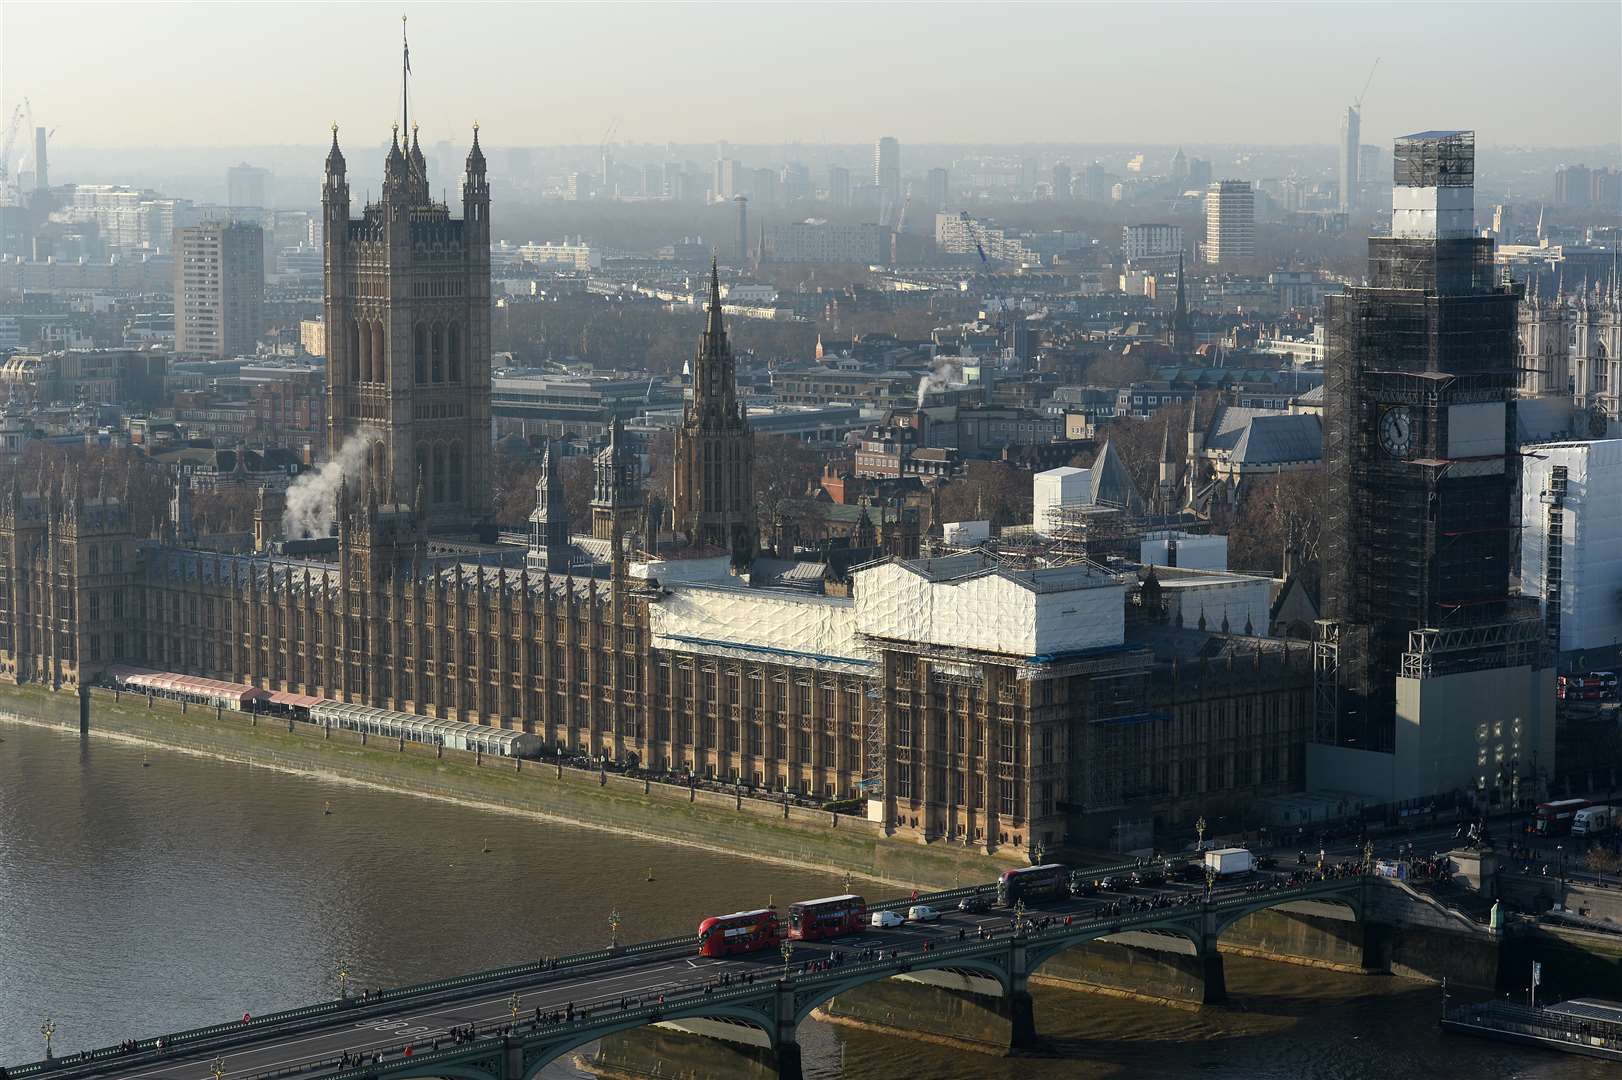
[[870, 909, 905, 928], [907, 904, 942, 923], [958, 894, 992, 913]]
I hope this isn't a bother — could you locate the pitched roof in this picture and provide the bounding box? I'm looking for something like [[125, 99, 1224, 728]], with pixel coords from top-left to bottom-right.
[[1230, 414, 1323, 465], [1089, 439, 1143, 513]]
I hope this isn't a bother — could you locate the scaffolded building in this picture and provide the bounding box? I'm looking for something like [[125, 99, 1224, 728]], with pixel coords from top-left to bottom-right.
[[1314, 132, 1555, 803]]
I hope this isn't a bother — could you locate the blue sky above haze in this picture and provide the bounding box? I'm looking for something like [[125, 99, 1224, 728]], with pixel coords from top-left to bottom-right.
[[4, 1, 1618, 150]]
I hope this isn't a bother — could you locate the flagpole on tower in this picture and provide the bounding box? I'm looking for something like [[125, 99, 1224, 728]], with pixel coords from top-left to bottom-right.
[[401, 13, 411, 135]]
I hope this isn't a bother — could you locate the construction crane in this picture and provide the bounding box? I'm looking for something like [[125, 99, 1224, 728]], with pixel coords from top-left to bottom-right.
[[1354, 57, 1380, 111], [958, 210, 989, 264], [1, 98, 33, 190]]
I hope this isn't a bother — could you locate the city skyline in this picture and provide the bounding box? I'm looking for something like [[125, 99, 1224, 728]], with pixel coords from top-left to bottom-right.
[[3, 1, 1619, 151]]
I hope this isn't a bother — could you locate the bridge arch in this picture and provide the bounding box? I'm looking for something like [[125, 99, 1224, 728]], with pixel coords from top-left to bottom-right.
[[1210, 885, 1363, 941], [788, 954, 1014, 1028], [516, 1000, 779, 1080]]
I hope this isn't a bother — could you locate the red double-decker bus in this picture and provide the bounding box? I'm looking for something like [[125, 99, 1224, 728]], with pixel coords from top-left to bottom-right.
[[696, 908, 780, 957], [1532, 799, 1595, 837], [787, 894, 866, 941]]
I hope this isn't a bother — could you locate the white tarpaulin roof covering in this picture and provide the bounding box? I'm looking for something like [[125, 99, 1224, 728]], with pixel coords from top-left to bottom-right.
[[650, 582, 871, 674], [852, 555, 1126, 658]]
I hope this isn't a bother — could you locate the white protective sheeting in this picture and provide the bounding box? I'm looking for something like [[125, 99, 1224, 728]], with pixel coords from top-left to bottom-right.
[[1140, 531, 1228, 571], [1158, 573, 1272, 636], [941, 520, 992, 547], [1520, 440, 1622, 652], [853, 558, 1126, 658], [1032, 467, 1091, 534], [650, 583, 871, 673]]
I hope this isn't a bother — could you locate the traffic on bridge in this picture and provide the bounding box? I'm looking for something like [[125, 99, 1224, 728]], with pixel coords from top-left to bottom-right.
[[2, 852, 1373, 1080]]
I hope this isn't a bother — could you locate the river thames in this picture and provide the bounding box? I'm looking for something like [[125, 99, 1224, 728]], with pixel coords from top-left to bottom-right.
[[0, 717, 1607, 1078]]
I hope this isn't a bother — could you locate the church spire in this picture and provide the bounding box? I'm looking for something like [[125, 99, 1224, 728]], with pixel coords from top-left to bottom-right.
[[1170, 249, 1192, 353]]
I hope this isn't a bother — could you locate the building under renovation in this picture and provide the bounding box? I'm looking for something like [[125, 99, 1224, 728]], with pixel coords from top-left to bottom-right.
[[0, 86, 1317, 860], [1313, 131, 1555, 805]]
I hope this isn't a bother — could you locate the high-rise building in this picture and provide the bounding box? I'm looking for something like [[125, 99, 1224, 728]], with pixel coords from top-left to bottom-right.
[[1338, 106, 1360, 213], [1203, 180, 1254, 264], [174, 220, 264, 358], [33, 127, 48, 191], [1554, 164, 1592, 209], [827, 165, 851, 207], [925, 167, 949, 211], [874, 136, 901, 218], [734, 195, 748, 267], [672, 260, 754, 563], [1314, 130, 1553, 803], [714, 158, 746, 200], [1052, 163, 1073, 201], [321, 113, 492, 527], [227, 163, 271, 209], [1187, 158, 1212, 192]]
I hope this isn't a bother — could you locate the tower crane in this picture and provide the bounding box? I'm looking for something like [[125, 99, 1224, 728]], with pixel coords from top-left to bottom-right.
[[1354, 57, 1380, 111], [1, 98, 33, 190]]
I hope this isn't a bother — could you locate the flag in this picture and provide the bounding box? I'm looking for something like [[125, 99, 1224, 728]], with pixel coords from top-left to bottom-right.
[[1532, 961, 1542, 986], [404, 44, 411, 74]]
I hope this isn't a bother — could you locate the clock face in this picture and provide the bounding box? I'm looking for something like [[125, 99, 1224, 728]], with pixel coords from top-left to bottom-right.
[[1378, 406, 1413, 457]]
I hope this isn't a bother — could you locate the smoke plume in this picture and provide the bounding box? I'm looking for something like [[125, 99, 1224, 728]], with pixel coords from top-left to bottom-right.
[[281, 432, 375, 540], [916, 359, 962, 408]]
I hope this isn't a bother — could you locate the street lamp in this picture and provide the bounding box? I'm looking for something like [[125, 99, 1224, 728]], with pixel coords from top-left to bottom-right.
[[41, 1017, 55, 1061], [1363, 840, 1375, 874], [1204, 864, 1216, 900], [508, 994, 520, 1025], [211, 1058, 225, 1080], [1196, 816, 1207, 851], [337, 962, 350, 1000], [609, 908, 621, 949], [1013, 899, 1026, 934], [780, 938, 793, 980]]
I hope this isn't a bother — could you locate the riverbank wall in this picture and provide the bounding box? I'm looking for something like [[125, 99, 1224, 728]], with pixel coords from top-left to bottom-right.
[[0, 683, 1016, 892]]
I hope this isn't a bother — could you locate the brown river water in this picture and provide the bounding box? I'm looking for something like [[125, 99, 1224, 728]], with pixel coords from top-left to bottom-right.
[[0, 717, 1608, 1079]]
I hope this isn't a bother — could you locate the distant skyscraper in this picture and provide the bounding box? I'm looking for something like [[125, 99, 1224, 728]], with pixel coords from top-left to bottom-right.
[[827, 165, 852, 207], [1338, 106, 1360, 213], [1052, 163, 1072, 201], [875, 136, 901, 218], [175, 220, 263, 357], [1204, 180, 1254, 264], [1187, 158, 1212, 192], [33, 127, 48, 191], [1555, 165, 1592, 209], [715, 158, 746, 200], [734, 196, 748, 267], [1020, 157, 1037, 196], [926, 167, 949, 211], [227, 163, 270, 209]]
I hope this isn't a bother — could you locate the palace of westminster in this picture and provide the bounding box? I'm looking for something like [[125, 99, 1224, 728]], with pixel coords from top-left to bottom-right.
[[0, 109, 1322, 859]]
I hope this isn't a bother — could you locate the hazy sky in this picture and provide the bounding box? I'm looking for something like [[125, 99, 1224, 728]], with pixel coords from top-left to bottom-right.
[[4, 1, 1619, 151]]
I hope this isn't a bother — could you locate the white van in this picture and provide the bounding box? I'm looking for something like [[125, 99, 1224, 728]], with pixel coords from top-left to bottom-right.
[[1571, 805, 1617, 836]]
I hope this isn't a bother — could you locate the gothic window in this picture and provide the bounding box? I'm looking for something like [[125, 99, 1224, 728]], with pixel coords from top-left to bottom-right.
[[433, 444, 446, 504], [448, 443, 463, 502], [415, 324, 428, 384], [370, 321, 386, 383], [447, 322, 462, 383], [431, 323, 444, 383], [348, 320, 362, 383], [416, 446, 429, 497]]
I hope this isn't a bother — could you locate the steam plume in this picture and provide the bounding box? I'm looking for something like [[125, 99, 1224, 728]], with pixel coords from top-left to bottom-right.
[[916, 359, 962, 408], [281, 432, 376, 540]]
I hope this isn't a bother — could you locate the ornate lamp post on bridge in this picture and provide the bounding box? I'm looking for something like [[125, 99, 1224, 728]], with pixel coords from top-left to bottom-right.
[[337, 962, 350, 1000], [1196, 816, 1207, 851], [780, 938, 793, 980], [609, 908, 621, 950], [211, 1057, 226, 1080], [1013, 899, 1026, 935], [1204, 863, 1216, 900], [509, 994, 520, 1026], [41, 1017, 56, 1061]]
